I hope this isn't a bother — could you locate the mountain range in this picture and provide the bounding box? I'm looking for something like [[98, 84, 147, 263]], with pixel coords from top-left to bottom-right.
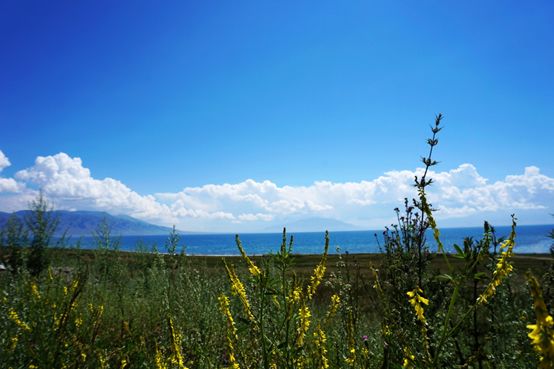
[[0, 211, 362, 237], [264, 217, 360, 233], [0, 210, 177, 237]]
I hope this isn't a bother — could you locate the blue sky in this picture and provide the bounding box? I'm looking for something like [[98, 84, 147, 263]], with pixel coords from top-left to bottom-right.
[[1, 1, 553, 231]]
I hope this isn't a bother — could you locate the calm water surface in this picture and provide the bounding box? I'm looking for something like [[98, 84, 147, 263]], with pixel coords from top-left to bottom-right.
[[68, 224, 553, 255]]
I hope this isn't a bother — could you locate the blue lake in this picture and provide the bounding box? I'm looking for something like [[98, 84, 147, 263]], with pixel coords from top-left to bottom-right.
[[64, 224, 553, 255]]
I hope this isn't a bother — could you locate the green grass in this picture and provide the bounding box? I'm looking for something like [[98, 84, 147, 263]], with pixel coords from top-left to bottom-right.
[[1, 245, 552, 368]]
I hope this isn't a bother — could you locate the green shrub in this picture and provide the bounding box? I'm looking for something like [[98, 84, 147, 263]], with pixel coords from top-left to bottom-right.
[[25, 192, 59, 277]]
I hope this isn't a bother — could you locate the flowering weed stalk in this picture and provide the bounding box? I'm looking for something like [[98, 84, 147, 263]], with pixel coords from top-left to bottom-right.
[[218, 294, 241, 369], [224, 261, 255, 322], [236, 235, 261, 278], [477, 216, 517, 305], [406, 287, 429, 324], [526, 273, 554, 369]]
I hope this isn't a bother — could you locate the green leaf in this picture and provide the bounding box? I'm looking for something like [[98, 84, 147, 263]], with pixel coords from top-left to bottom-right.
[[435, 273, 454, 282], [453, 244, 465, 257], [473, 272, 488, 281]]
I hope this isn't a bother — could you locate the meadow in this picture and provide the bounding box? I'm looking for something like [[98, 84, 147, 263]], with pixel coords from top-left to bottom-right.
[[1, 116, 553, 368]]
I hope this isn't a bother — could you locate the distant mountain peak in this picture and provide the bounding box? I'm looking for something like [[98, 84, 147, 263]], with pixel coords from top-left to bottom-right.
[[265, 217, 360, 233], [0, 210, 179, 237]]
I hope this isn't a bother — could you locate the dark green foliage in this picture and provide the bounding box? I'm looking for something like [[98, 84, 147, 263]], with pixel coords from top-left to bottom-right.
[[25, 192, 59, 276], [1, 238, 550, 368], [375, 117, 442, 367], [165, 225, 182, 255], [367, 116, 540, 368], [94, 217, 120, 251], [1, 215, 28, 274], [543, 220, 554, 310], [377, 201, 434, 367]]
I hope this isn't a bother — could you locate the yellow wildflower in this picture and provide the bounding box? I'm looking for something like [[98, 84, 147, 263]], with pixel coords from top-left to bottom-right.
[[296, 305, 311, 347], [53, 312, 60, 330], [8, 309, 31, 332], [168, 317, 188, 369], [31, 282, 41, 300], [306, 232, 329, 300], [272, 294, 280, 308], [218, 294, 238, 340], [401, 347, 415, 368], [123, 320, 130, 335], [327, 294, 341, 318], [418, 188, 445, 253], [99, 352, 107, 369], [218, 294, 240, 369], [287, 286, 302, 304], [224, 262, 255, 322], [477, 217, 516, 305], [236, 235, 261, 277], [344, 347, 356, 365], [307, 263, 326, 300], [407, 287, 429, 324], [526, 273, 554, 369], [314, 326, 329, 369], [155, 345, 168, 369], [228, 353, 240, 369], [10, 336, 18, 351]]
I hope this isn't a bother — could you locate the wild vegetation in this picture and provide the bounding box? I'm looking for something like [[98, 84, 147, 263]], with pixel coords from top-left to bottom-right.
[[1, 116, 553, 368]]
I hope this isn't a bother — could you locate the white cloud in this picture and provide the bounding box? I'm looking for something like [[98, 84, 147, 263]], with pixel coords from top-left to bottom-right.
[[0, 150, 22, 193], [0, 178, 20, 193], [427, 164, 554, 217], [238, 213, 275, 222], [14, 153, 175, 224], [0, 151, 553, 231], [156, 163, 554, 229], [0, 150, 10, 172]]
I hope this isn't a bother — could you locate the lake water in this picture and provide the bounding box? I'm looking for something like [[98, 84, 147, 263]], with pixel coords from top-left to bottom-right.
[[66, 224, 553, 255]]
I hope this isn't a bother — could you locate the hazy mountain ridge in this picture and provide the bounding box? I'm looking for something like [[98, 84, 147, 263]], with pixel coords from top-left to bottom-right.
[[0, 210, 177, 237], [264, 217, 361, 233]]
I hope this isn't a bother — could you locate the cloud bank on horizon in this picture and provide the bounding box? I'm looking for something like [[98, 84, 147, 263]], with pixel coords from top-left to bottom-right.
[[0, 150, 553, 232]]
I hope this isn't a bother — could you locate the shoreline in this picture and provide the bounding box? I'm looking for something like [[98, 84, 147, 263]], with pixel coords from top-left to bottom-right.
[[45, 246, 552, 259], [47, 246, 553, 258]]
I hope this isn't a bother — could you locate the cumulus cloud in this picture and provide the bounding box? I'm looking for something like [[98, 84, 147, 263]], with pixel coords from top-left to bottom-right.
[[155, 163, 554, 229], [0, 150, 10, 172], [428, 164, 554, 217], [13, 153, 175, 224], [0, 150, 22, 193], [0, 150, 553, 231], [0, 179, 21, 194]]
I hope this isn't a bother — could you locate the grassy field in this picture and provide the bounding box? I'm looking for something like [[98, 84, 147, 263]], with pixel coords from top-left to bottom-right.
[[1, 241, 552, 369], [45, 247, 554, 274]]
